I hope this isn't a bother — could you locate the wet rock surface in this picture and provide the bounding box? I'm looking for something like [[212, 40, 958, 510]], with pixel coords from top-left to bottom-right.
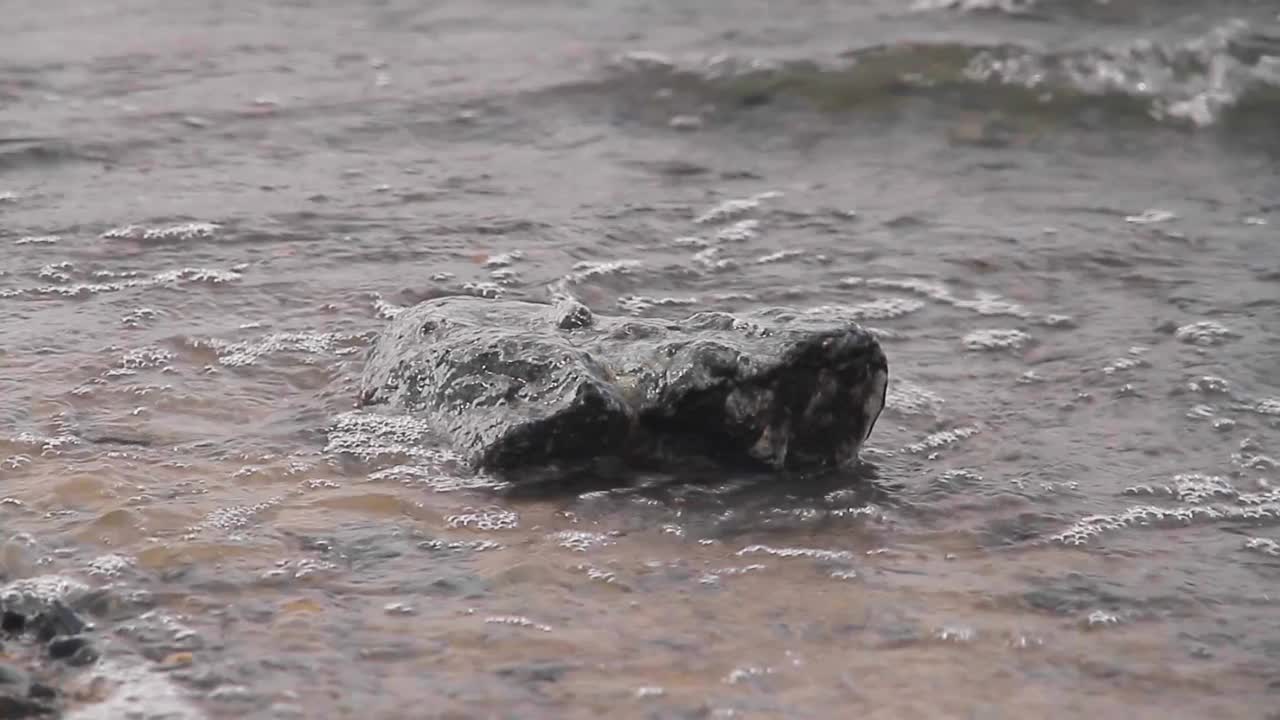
[[358, 296, 889, 474], [0, 591, 100, 718]]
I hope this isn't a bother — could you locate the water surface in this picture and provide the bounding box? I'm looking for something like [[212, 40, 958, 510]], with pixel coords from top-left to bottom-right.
[[2, 1, 1279, 718]]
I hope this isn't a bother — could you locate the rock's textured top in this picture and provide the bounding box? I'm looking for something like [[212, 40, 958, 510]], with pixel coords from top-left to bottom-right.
[[358, 296, 888, 473]]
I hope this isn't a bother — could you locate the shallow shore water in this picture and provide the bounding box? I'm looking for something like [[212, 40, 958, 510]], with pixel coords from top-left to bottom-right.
[[2, 1, 1279, 718]]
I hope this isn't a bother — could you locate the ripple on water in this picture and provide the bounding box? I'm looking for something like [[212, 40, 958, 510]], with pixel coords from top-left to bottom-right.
[[8, 266, 244, 300], [692, 191, 781, 225], [1052, 469, 1280, 547], [859, 277, 1032, 318]]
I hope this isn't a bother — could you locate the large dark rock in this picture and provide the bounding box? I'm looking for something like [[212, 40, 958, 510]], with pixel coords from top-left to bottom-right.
[[357, 296, 888, 473]]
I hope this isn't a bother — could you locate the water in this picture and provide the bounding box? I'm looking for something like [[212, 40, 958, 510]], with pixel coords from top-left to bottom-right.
[[2, 0, 1279, 717]]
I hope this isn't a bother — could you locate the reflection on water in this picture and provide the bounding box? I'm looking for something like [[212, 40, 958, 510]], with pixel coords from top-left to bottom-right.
[[2, 0, 1280, 717]]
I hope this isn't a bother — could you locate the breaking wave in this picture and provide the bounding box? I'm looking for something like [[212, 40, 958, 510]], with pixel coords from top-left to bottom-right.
[[603, 19, 1280, 129]]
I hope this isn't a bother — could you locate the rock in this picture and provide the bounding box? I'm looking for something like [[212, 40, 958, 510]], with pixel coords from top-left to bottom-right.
[[0, 695, 54, 718], [358, 296, 888, 473], [29, 602, 86, 643], [0, 612, 23, 635], [46, 636, 97, 666], [23, 685, 53, 703], [0, 665, 27, 692], [494, 660, 576, 684]]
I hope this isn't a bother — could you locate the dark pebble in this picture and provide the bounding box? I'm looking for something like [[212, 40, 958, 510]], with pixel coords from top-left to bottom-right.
[[494, 661, 576, 684], [46, 636, 98, 667], [24, 685, 54, 702], [0, 612, 24, 636], [46, 636, 88, 661], [0, 694, 54, 718], [31, 602, 86, 643], [0, 665, 27, 690]]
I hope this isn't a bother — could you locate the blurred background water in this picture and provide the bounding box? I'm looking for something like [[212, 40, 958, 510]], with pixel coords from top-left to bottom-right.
[[2, 1, 1279, 718]]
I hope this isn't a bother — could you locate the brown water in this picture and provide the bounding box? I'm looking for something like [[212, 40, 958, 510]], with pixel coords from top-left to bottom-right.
[[3, 1, 1280, 718]]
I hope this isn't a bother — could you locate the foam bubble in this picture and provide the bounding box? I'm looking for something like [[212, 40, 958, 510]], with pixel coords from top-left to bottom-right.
[[551, 530, 614, 552], [1102, 347, 1149, 375], [617, 295, 700, 315], [461, 281, 503, 299], [482, 250, 524, 268], [714, 219, 760, 243], [693, 192, 781, 225], [865, 277, 1031, 318], [962, 329, 1030, 351], [1174, 321, 1236, 346], [736, 544, 853, 562], [754, 249, 803, 264], [102, 222, 220, 242], [905, 426, 981, 454], [325, 411, 443, 463], [1243, 537, 1280, 557], [1188, 375, 1230, 393], [484, 615, 552, 632], [213, 331, 360, 367], [445, 506, 519, 531]]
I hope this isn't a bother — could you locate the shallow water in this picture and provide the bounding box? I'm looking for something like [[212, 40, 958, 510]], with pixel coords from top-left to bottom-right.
[[3, 0, 1280, 718]]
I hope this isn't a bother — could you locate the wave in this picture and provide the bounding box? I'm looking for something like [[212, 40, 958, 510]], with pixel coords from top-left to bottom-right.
[[602, 19, 1280, 130]]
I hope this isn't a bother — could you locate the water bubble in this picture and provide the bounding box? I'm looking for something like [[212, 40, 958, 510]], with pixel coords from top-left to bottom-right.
[[714, 219, 760, 243], [962, 328, 1030, 351], [865, 277, 1031, 318], [14, 235, 59, 245], [1102, 346, 1149, 375], [484, 615, 551, 632], [693, 192, 781, 225], [617, 295, 700, 315], [904, 426, 981, 455], [211, 331, 363, 367], [934, 625, 976, 642], [724, 666, 773, 684], [754, 249, 804, 264], [1174, 321, 1235, 346], [551, 531, 614, 552], [1243, 537, 1280, 557], [446, 506, 519, 531], [635, 686, 665, 698], [461, 281, 503, 299], [1252, 399, 1280, 416], [1084, 610, 1120, 627], [102, 222, 220, 242], [1188, 375, 1230, 393], [482, 250, 524, 268], [885, 379, 945, 416], [87, 553, 136, 578], [736, 544, 853, 562], [384, 602, 417, 615]]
